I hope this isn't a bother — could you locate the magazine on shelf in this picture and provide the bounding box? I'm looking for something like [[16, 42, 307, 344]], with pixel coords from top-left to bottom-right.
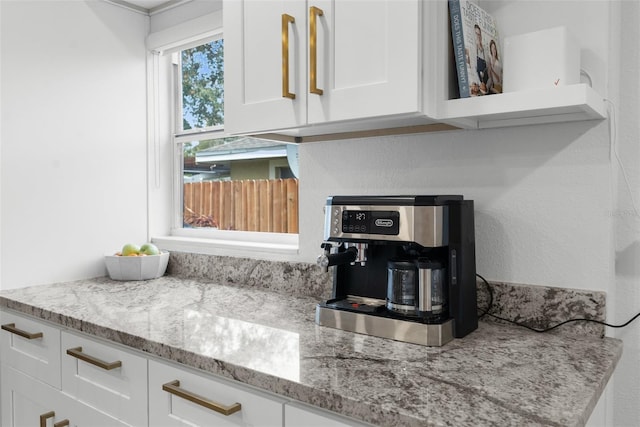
[[449, 0, 503, 97]]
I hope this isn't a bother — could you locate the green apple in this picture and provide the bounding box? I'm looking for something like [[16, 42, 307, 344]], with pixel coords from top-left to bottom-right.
[[121, 243, 140, 256], [140, 243, 160, 256]]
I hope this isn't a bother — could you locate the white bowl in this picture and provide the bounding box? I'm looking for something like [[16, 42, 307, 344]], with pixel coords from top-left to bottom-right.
[[104, 251, 170, 281]]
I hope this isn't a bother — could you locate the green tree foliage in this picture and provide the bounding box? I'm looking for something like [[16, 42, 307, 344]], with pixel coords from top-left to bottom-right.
[[182, 39, 224, 131]]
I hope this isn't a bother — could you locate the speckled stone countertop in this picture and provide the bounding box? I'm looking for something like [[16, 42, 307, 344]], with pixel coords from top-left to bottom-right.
[[0, 274, 622, 427]]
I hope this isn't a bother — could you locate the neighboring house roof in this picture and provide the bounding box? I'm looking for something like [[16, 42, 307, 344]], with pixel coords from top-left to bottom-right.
[[196, 137, 287, 163]]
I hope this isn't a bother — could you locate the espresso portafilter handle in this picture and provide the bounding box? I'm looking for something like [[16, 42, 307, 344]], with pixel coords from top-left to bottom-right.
[[317, 245, 358, 271]]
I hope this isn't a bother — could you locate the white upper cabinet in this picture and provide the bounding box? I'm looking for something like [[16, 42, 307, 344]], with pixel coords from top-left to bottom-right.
[[306, 0, 420, 124], [224, 0, 608, 139], [224, 0, 308, 134], [224, 0, 435, 137]]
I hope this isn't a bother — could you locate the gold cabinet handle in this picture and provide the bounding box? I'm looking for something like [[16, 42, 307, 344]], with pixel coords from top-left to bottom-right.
[[40, 411, 55, 427], [309, 6, 324, 95], [162, 380, 242, 416], [1, 322, 43, 339], [281, 13, 296, 99], [66, 346, 122, 370], [39, 411, 69, 427]]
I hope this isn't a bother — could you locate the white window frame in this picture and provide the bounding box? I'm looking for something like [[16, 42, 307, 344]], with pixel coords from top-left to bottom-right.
[[147, 11, 299, 259]]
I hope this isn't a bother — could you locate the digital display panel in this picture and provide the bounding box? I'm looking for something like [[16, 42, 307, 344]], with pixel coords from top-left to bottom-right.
[[342, 210, 399, 235]]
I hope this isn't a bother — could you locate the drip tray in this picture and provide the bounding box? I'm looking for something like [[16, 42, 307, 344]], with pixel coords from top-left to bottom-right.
[[324, 296, 387, 314], [316, 300, 454, 347]]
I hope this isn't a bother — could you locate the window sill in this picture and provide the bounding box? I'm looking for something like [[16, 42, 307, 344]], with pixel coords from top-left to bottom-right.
[[151, 229, 299, 261]]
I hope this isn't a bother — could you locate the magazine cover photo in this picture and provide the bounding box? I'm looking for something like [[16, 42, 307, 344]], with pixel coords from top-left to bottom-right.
[[450, 0, 503, 97]]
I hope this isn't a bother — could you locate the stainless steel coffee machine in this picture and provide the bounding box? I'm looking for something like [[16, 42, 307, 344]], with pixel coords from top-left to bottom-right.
[[315, 195, 477, 346]]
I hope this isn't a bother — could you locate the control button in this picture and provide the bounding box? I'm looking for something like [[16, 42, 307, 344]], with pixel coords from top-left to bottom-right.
[[361, 226, 367, 233]]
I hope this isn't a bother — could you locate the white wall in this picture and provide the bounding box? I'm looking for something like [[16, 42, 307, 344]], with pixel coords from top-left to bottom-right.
[[607, 1, 640, 426], [0, 1, 149, 289], [300, 122, 613, 290]]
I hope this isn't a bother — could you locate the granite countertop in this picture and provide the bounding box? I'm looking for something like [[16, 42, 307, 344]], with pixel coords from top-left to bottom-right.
[[0, 276, 622, 427]]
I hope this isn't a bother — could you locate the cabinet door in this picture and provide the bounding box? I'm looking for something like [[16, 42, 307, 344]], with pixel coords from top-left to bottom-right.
[[1, 365, 59, 427], [149, 360, 286, 427], [224, 0, 307, 134], [307, 0, 421, 124], [0, 310, 61, 388], [1, 365, 130, 427], [61, 332, 147, 427]]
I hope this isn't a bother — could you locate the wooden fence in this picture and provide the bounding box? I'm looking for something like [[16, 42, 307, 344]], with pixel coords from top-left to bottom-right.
[[183, 178, 299, 233]]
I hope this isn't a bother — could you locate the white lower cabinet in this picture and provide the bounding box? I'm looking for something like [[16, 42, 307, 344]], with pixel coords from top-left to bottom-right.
[[1, 364, 129, 427], [61, 332, 148, 426], [149, 359, 286, 427], [1, 310, 62, 388]]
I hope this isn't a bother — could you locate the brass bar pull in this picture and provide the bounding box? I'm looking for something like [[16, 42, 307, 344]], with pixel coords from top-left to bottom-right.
[[66, 346, 122, 370], [40, 411, 55, 427], [54, 420, 70, 427], [309, 6, 324, 95], [162, 380, 242, 416], [2, 322, 43, 339], [282, 13, 296, 99]]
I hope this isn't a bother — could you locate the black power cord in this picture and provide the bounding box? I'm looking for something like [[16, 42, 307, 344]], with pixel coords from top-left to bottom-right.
[[476, 273, 640, 333]]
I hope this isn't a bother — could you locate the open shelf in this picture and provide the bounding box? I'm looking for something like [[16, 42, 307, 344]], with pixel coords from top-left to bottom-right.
[[441, 84, 607, 129]]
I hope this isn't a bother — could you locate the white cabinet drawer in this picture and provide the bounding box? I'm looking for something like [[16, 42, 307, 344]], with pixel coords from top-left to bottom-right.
[[61, 331, 147, 427], [2, 365, 131, 427], [1, 365, 57, 427], [0, 310, 61, 388], [149, 359, 286, 427]]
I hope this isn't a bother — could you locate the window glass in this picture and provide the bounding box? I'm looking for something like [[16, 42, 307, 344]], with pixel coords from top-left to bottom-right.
[[182, 136, 298, 233], [181, 39, 224, 130], [175, 39, 299, 235]]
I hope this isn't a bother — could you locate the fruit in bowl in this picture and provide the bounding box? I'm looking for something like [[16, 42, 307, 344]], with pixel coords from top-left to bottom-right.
[[121, 243, 141, 256], [106, 242, 169, 281], [140, 243, 160, 255]]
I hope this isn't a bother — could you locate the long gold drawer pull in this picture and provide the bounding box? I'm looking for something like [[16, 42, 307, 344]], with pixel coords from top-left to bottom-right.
[[309, 5, 324, 95], [40, 411, 55, 427], [162, 380, 242, 416], [54, 420, 70, 427], [66, 347, 122, 370], [281, 13, 296, 99], [2, 322, 43, 339]]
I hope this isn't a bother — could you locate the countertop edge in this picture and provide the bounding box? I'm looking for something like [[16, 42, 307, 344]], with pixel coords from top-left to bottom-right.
[[577, 340, 624, 427]]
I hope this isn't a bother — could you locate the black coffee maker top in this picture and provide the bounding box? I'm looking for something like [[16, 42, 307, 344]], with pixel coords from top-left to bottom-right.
[[328, 195, 464, 206]]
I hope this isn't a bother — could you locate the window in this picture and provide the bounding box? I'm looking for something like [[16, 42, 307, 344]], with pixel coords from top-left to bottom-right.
[[179, 39, 224, 132], [171, 37, 299, 238]]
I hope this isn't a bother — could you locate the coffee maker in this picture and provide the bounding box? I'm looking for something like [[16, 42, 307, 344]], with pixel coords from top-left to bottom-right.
[[315, 195, 477, 346]]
